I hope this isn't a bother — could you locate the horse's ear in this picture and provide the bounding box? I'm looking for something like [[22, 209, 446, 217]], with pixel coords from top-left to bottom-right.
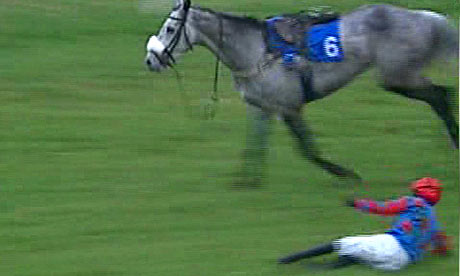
[[173, 0, 190, 9], [173, 0, 190, 8]]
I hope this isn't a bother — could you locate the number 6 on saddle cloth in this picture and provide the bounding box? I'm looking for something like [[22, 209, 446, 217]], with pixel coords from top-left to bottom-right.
[[266, 15, 344, 65]]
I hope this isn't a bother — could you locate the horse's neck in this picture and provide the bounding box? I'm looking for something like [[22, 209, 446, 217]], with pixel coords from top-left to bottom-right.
[[188, 8, 265, 71]]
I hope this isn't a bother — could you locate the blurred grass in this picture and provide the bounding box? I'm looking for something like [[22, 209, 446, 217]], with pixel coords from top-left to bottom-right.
[[0, 0, 458, 275]]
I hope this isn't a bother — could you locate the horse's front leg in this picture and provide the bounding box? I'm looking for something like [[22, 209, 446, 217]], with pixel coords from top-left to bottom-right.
[[283, 112, 361, 180], [234, 104, 272, 188]]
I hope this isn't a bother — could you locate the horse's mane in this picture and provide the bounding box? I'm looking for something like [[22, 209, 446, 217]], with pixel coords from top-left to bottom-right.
[[191, 6, 340, 30], [192, 6, 264, 28]]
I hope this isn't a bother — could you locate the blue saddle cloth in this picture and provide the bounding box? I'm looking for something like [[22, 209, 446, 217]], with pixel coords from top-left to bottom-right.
[[266, 17, 344, 64]]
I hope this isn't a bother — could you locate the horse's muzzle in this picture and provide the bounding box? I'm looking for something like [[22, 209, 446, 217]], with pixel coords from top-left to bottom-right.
[[145, 57, 160, 72], [145, 53, 169, 72]]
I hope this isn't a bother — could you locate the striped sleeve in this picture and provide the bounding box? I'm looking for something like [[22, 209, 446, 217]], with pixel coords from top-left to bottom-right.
[[354, 197, 409, 216]]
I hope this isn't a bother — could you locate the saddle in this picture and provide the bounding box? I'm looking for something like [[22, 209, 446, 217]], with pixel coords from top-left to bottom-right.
[[273, 10, 339, 49], [265, 9, 341, 103]]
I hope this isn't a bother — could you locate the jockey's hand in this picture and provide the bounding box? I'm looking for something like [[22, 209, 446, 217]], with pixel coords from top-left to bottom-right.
[[431, 232, 453, 256]]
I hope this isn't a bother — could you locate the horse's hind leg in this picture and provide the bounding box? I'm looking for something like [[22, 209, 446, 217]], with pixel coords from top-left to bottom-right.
[[234, 105, 272, 187], [383, 76, 459, 148], [283, 112, 361, 180]]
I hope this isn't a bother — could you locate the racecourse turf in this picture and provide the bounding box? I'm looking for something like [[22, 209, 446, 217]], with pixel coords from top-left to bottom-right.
[[0, 0, 458, 275]]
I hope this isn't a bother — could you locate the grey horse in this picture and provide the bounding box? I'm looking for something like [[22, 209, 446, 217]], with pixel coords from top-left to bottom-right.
[[145, 0, 458, 184]]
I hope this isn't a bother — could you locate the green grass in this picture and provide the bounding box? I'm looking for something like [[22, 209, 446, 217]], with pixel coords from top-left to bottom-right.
[[1, 0, 458, 275]]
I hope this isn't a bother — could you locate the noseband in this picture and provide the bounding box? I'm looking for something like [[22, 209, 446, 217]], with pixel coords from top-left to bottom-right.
[[152, 5, 194, 67]]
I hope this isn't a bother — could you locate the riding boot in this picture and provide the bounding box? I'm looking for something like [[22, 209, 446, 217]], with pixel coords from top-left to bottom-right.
[[238, 148, 266, 187], [278, 243, 334, 264]]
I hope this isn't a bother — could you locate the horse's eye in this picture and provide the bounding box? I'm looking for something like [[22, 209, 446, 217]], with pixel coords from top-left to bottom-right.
[[166, 27, 175, 34]]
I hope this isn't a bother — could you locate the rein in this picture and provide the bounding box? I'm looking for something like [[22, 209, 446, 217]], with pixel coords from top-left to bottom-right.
[[155, 6, 279, 118], [211, 16, 224, 103], [210, 17, 280, 99], [162, 6, 193, 66], [158, 4, 222, 119]]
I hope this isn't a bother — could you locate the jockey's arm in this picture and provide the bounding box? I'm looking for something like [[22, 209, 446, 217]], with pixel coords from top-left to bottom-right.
[[352, 197, 409, 216]]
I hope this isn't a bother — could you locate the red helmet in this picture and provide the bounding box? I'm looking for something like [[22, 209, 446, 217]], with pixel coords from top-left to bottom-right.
[[411, 177, 443, 205]]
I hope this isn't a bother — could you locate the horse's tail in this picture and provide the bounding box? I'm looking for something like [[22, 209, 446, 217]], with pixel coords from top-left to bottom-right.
[[428, 12, 459, 61]]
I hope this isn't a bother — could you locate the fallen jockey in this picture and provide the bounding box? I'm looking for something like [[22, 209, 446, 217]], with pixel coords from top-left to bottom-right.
[[278, 177, 452, 271]]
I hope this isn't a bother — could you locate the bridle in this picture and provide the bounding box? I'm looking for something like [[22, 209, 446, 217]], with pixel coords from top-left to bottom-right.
[[151, 4, 194, 67], [148, 3, 226, 119]]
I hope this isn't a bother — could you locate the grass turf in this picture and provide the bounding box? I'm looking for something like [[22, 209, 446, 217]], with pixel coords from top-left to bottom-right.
[[0, 0, 458, 275]]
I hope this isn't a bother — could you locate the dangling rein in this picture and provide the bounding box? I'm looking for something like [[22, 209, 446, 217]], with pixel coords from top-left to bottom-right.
[[205, 16, 224, 119]]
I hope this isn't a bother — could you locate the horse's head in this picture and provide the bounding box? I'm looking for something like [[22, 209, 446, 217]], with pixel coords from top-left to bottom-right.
[[145, 0, 194, 72]]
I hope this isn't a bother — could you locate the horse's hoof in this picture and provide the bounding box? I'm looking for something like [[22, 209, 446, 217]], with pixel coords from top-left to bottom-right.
[[452, 139, 458, 149]]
